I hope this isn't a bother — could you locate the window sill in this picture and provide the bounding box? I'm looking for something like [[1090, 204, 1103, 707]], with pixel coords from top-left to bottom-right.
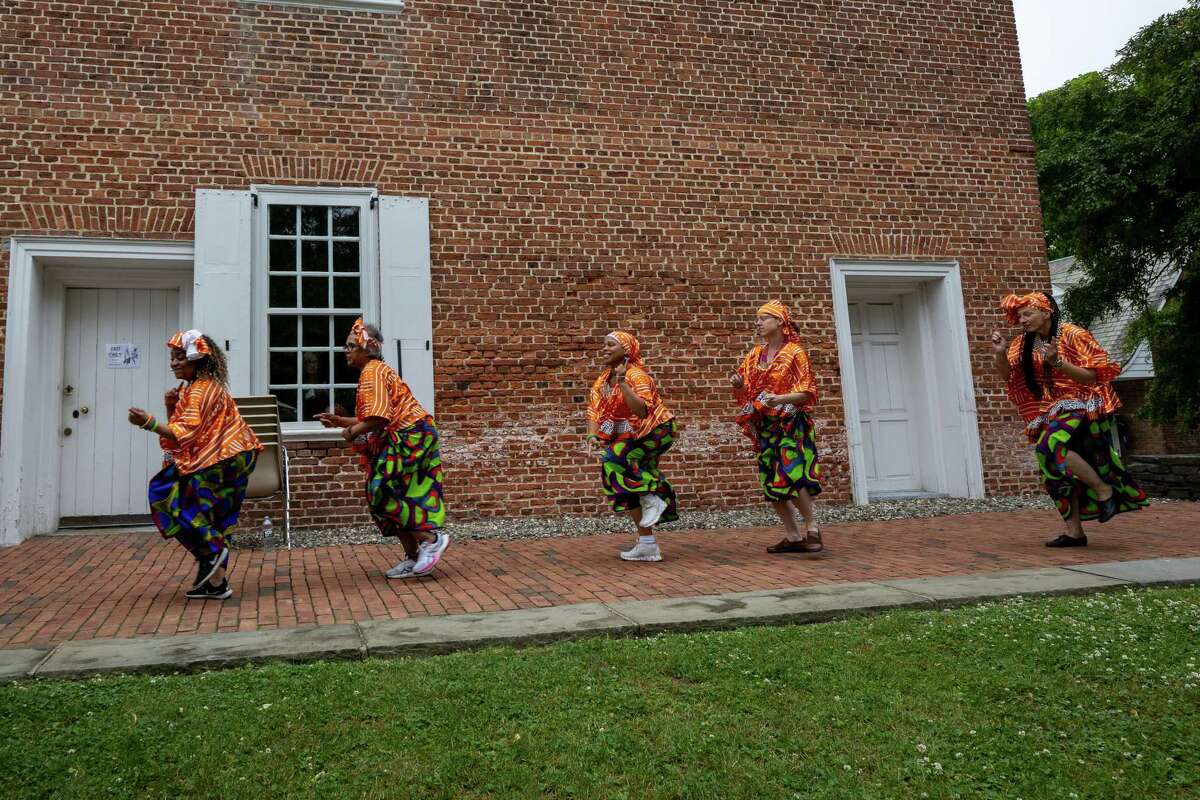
[[252, 0, 406, 12], [281, 427, 347, 444]]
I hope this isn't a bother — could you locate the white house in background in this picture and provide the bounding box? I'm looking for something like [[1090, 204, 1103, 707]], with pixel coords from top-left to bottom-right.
[[1048, 256, 1179, 380]]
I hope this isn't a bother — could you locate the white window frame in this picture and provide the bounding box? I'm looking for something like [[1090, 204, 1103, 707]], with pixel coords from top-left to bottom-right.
[[251, 184, 379, 437], [259, 0, 406, 13]]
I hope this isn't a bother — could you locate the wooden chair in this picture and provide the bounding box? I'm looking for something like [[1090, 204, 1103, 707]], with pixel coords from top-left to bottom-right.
[[232, 394, 292, 549]]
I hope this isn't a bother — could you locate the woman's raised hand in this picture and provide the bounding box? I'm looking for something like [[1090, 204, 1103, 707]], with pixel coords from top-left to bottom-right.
[[127, 407, 150, 427], [729, 371, 745, 389], [990, 330, 1007, 355]]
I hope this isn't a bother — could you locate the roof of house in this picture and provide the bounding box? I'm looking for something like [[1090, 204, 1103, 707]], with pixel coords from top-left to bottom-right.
[[1048, 256, 1179, 381]]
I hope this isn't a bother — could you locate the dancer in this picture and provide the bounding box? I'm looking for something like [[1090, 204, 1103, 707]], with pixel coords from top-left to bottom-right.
[[316, 319, 449, 577], [587, 331, 679, 562], [731, 300, 824, 554], [127, 330, 262, 600], [991, 291, 1147, 546]]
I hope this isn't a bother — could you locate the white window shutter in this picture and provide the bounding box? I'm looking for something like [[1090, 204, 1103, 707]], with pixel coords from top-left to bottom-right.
[[193, 189, 253, 394], [378, 196, 435, 412]]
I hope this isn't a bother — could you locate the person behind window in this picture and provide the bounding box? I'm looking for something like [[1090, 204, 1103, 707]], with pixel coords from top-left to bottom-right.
[[316, 319, 449, 578], [990, 291, 1148, 547], [586, 331, 679, 562], [127, 330, 263, 600], [730, 300, 825, 555]]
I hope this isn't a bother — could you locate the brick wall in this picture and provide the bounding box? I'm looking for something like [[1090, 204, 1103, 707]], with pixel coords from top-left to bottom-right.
[[1, 0, 1048, 529], [1114, 379, 1200, 456]]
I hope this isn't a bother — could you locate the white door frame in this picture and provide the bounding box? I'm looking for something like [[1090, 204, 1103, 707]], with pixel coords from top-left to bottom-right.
[[1, 237, 194, 544], [829, 259, 985, 505]]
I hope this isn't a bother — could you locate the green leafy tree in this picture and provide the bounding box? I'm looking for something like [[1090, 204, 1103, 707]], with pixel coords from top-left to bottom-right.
[[1028, 1, 1200, 429]]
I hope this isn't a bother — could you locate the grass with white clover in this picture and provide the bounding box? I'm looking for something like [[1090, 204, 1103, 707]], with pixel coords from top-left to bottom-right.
[[2, 587, 1198, 799]]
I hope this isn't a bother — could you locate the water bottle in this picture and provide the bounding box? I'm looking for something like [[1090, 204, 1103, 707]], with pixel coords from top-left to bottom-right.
[[261, 516, 274, 551]]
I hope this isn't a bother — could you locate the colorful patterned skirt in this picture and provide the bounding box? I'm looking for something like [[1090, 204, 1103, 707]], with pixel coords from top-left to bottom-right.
[[1034, 410, 1148, 521], [148, 450, 258, 558], [364, 418, 446, 535], [753, 411, 822, 503], [600, 419, 679, 523]]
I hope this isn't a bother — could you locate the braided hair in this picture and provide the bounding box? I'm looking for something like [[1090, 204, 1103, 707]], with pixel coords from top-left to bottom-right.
[[1020, 291, 1060, 399], [193, 335, 230, 386]]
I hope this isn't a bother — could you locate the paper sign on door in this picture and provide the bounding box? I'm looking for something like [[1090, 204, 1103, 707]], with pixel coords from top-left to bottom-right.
[[106, 344, 141, 369]]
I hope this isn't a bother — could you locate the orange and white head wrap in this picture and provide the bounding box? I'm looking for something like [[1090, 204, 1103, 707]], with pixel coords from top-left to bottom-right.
[[757, 300, 801, 345], [605, 330, 645, 367], [166, 330, 212, 361], [1000, 292, 1054, 326], [349, 317, 381, 353]]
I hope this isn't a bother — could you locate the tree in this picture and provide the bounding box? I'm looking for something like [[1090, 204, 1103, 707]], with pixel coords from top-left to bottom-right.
[[1027, 1, 1200, 429]]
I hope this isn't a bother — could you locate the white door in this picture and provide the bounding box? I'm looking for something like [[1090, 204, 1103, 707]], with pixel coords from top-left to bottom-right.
[[849, 300, 922, 494], [59, 288, 180, 523]]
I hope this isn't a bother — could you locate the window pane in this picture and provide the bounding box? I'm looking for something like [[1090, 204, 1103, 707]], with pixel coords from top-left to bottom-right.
[[334, 387, 357, 418], [334, 315, 359, 345], [332, 206, 359, 237], [269, 315, 298, 348], [301, 277, 329, 308], [301, 387, 334, 421], [333, 241, 359, 273], [333, 277, 360, 309], [270, 351, 298, 385], [269, 276, 297, 308], [270, 240, 296, 272], [300, 350, 330, 384], [301, 206, 327, 236], [269, 205, 296, 236], [301, 240, 326, 272], [302, 316, 329, 347], [334, 354, 357, 384], [274, 390, 298, 423]]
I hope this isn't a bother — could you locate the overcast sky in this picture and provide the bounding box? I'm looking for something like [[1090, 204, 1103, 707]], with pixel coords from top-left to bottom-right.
[[1012, 0, 1191, 97]]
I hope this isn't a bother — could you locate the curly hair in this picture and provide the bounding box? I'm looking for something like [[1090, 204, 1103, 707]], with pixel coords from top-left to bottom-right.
[[193, 335, 230, 385]]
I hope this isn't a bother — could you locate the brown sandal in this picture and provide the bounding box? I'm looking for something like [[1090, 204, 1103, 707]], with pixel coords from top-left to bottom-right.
[[800, 528, 823, 553], [767, 538, 808, 554]]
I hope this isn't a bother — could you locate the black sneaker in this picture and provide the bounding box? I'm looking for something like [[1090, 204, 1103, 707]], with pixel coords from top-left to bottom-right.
[[1045, 533, 1087, 548], [185, 579, 232, 600], [191, 547, 228, 590]]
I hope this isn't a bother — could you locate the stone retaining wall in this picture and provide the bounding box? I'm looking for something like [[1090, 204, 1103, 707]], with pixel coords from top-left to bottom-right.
[[1127, 455, 1200, 501]]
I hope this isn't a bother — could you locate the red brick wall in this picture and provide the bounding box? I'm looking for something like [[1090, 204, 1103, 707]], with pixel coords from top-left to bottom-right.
[[1115, 379, 1200, 456], [1, 0, 1047, 529]]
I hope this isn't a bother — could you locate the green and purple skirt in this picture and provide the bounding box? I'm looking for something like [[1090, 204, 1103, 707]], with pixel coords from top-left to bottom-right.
[[363, 418, 446, 535], [600, 419, 679, 522], [148, 450, 258, 558], [1034, 410, 1147, 521], [753, 411, 822, 503]]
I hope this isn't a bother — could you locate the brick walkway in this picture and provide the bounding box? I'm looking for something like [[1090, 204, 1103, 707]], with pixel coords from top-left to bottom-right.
[[1, 503, 1197, 649]]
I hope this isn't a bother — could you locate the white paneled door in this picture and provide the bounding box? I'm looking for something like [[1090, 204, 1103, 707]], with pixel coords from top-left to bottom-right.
[[849, 300, 922, 493], [59, 288, 180, 523]]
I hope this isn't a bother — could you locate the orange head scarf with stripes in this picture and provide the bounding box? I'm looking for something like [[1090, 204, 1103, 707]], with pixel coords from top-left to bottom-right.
[[1000, 292, 1053, 326], [606, 331, 645, 368], [166, 330, 212, 361], [349, 317, 381, 353], [757, 300, 802, 345]]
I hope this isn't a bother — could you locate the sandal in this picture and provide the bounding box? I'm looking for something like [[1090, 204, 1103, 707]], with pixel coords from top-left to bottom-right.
[[800, 527, 824, 553], [767, 538, 808, 554]]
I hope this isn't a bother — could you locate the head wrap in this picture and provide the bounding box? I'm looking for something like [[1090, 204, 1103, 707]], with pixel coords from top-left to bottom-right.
[[166, 330, 212, 361], [349, 317, 381, 353], [757, 300, 802, 345], [1000, 292, 1054, 326], [606, 330, 645, 368]]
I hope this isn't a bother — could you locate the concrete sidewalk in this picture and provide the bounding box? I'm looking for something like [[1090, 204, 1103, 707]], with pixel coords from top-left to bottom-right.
[[3, 556, 1198, 682]]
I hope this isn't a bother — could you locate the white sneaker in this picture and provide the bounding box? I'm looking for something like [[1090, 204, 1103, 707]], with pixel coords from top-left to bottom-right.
[[412, 533, 451, 575], [619, 541, 662, 562], [386, 558, 417, 579], [638, 494, 669, 528]]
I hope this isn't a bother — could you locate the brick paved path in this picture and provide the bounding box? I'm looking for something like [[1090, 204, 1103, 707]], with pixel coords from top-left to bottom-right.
[[1, 503, 1196, 648]]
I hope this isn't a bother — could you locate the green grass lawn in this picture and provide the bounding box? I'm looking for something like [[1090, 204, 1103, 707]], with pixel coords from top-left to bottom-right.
[[2, 588, 1198, 800]]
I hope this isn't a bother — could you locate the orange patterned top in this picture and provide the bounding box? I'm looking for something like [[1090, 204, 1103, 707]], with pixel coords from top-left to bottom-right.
[[159, 378, 262, 474], [587, 364, 675, 443], [356, 359, 430, 432], [1005, 322, 1123, 441], [734, 341, 818, 435]]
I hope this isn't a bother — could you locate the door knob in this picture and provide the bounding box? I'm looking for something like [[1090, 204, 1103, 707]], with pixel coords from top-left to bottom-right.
[[80, 407, 90, 415], [63, 427, 72, 437]]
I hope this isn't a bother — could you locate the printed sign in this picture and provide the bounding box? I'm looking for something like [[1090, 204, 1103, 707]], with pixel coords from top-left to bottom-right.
[[106, 343, 141, 369]]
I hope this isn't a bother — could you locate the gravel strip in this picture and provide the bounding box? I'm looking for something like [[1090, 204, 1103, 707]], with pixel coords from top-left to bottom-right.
[[231, 494, 1182, 550]]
